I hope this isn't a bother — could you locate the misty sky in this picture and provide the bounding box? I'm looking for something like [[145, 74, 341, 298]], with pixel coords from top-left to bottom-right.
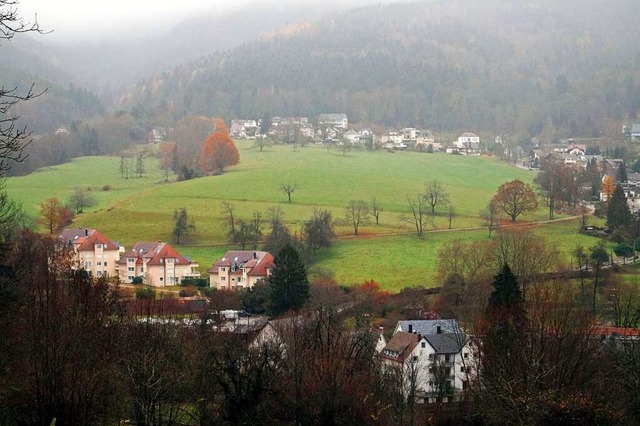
[[18, 0, 242, 41], [18, 0, 405, 43]]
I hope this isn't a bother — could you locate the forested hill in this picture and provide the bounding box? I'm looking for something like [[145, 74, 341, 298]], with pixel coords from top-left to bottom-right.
[[122, 0, 640, 140]]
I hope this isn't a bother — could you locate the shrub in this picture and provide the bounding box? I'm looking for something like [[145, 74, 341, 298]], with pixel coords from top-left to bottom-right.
[[132, 276, 143, 285], [179, 286, 198, 298], [136, 287, 155, 300], [102, 184, 112, 191], [201, 287, 217, 298], [181, 277, 208, 287]]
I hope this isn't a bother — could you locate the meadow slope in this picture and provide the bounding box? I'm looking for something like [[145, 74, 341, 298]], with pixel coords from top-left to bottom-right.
[[8, 141, 601, 290]]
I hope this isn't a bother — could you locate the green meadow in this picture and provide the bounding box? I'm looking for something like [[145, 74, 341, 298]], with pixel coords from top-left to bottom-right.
[[7, 140, 591, 291]]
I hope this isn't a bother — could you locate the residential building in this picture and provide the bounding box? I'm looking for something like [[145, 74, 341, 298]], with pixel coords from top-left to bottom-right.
[[453, 132, 481, 155], [208, 250, 274, 290], [318, 113, 348, 129], [118, 241, 200, 286], [631, 124, 640, 141], [381, 319, 473, 403], [58, 228, 121, 278]]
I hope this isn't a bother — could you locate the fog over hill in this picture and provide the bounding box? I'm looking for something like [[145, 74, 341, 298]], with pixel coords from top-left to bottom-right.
[[117, 0, 640, 139]]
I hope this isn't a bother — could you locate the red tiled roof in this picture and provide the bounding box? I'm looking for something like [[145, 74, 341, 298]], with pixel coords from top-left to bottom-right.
[[208, 250, 273, 275], [59, 228, 118, 251], [118, 242, 192, 266], [381, 332, 421, 363], [77, 230, 118, 251]]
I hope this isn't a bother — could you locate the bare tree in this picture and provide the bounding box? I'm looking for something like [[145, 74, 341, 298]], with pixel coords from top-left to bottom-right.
[[479, 202, 500, 238], [221, 202, 236, 240], [370, 196, 383, 224], [281, 183, 295, 203], [345, 199, 369, 235], [0, 0, 44, 175], [67, 186, 96, 214], [448, 204, 456, 229], [401, 194, 431, 237], [424, 180, 449, 214]]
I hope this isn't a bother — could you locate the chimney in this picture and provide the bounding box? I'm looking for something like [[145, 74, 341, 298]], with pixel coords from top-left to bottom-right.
[[253, 252, 257, 259], [408, 324, 413, 333], [437, 325, 442, 334], [85, 229, 88, 236]]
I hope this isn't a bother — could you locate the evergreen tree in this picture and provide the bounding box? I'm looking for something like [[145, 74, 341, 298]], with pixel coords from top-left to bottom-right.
[[268, 244, 309, 316], [172, 207, 195, 245], [617, 161, 629, 183], [488, 263, 524, 313], [607, 184, 632, 230]]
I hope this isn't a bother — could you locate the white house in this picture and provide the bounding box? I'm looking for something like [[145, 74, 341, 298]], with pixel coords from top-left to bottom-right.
[[318, 113, 348, 130], [381, 319, 473, 403], [454, 132, 481, 155]]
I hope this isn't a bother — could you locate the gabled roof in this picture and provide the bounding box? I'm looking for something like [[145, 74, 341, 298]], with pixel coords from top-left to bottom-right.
[[118, 242, 192, 266], [381, 332, 421, 362], [58, 228, 119, 251], [424, 333, 467, 354], [459, 132, 479, 138], [395, 319, 460, 336], [208, 250, 274, 275], [319, 113, 347, 121]]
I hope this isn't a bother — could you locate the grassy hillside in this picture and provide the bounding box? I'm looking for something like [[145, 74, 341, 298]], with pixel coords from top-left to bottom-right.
[[8, 141, 597, 290]]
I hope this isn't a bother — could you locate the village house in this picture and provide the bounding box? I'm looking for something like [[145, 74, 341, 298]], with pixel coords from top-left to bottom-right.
[[208, 250, 274, 290], [318, 113, 348, 130], [381, 319, 473, 403], [59, 228, 122, 278], [118, 241, 200, 286], [452, 132, 481, 155], [230, 119, 258, 139]]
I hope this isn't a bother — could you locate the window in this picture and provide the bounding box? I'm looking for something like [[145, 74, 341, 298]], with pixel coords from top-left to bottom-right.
[[445, 354, 451, 363], [97, 261, 102, 266], [221, 276, 226, 281], [238, 277, 243, 282], [128, 276, 134, 281], [412, 356, 418, 362], [167, 259, 173, 264], [103, 262, 107, 267], [421, 342, 426, 348], [160, 277, 164, 282], [85, 262, 91, 269], [460, 366, 465, 373], [463, 352, 469, 359], [96, 244, 102, 249], [97, 271, 103, 277], [128, 267, 135, 272], [128, 258, 135, 263], [428, 354, 435, 361], [221, 267, 226, 272]]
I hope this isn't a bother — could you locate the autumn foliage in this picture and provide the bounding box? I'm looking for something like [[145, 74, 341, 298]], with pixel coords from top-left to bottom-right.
[[199, 118, 240, 174], [491, 179, 538, 222]]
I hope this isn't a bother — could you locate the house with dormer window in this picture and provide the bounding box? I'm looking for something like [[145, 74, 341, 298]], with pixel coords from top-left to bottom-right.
[[59, 228, 122, 278], [381, 319, 473, 403], [117, 241, 200, 286], [208, 250, 275, 290]]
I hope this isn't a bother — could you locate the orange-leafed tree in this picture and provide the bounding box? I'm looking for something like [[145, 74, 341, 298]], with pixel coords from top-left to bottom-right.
[[491, 179, 538, 222], [38, 197, 73, 234], [601, 174, 615, 201], [199, 118, 239, 175]]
